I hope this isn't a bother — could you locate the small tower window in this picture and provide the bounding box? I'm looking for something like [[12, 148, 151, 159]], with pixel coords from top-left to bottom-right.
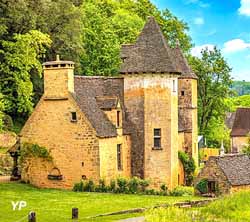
[[71, 112, 77, 122], [153, 128, 161, 149], [117, 110, 121, 127], [117, 144, 122, 170], [173, 80, 176, 92], [181, 90, 185, 96]]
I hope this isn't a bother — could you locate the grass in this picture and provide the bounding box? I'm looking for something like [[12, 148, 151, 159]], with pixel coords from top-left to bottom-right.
[[146, 191, 250, 222], [0, 182, 202, 222]]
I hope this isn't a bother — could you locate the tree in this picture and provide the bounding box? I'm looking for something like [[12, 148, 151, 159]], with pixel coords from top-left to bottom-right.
[[0, 30, 51, 117], [242, 135, 250, 156], [189, 47, 233, 135], [81, 1, 121, 76], [0, 93, 5, 131]]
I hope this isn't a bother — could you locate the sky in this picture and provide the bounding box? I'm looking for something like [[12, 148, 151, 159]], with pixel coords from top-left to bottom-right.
[[153, 0, 250, 81]]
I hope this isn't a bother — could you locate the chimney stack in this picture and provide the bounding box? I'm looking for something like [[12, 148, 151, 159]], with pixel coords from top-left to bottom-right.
[[42, 55, 75, 99]]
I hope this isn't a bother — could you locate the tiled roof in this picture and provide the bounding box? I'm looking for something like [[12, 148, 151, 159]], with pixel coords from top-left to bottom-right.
[[74, 76, 125, 138], [231, 108, 250, 137], [173, 46, 198, 79], [96, 96, 118, 110], [120, 17, 181, 74], [213, 154, 250, 186]]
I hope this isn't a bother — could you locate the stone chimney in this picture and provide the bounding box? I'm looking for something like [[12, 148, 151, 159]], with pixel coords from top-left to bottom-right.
[[43, 55, 75, 98]]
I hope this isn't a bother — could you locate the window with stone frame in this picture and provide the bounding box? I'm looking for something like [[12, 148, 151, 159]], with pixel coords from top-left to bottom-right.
[[181, 90, 185, 96], [71, 112, 77, 122], [117, 144, 122, 170], [153, 128, 161, 149]]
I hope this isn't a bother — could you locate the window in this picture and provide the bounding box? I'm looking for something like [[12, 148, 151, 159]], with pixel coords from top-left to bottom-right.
[[117, 144, 122, 170], [153, 128, 161, 149], [173, 80, 176, 92], [181, 90, 185, 96], [117, 110, 121, 127], [71, 112, 77, 122]]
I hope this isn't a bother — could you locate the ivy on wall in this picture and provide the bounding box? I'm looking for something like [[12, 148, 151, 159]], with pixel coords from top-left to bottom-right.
[[178, 151, 196, 186], [20, 143, 52, 165]]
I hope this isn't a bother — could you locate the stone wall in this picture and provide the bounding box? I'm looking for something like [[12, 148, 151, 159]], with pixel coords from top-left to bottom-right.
[[124, 73, 179, 189], [0, 154, 12, 175], [231, 185, 250, 193], [123, 74, 145, 178], [178, 78, 198, 168], [21, 94, 100, 189], [178, 132, 185, 185], [99, 135, 131, 181], [231, 136, 248, 153], [194, 158, 231, 195], [0, 132, 17, 148]]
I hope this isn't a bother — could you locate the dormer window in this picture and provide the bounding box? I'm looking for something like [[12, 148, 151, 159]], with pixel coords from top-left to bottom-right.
[[71, 112, 77, 122]]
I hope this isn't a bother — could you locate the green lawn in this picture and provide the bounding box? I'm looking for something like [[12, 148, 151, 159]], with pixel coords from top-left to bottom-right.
[[0, 182, 202, 222], [146, 191, 250, 222]]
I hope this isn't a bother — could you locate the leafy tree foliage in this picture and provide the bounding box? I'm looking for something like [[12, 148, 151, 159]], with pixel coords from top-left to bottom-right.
[[80, 0, 192, 76], [242, 136, 250, 156], [189, 47, 232, 135], [225, 95, 250, 112], [231, 81, 250, 96], [0, 30, 51, 117], [0, 0, 193, 130]]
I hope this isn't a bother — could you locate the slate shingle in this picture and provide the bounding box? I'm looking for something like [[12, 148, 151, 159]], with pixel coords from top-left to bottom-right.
[[231, 108, 250, 137]]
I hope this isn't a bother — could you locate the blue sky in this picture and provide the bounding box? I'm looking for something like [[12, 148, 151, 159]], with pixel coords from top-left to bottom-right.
[[153, 0, 250, 81]]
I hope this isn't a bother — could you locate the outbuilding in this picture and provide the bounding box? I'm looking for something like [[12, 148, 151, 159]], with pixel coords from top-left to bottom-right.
[[195, 154, 250, 196]]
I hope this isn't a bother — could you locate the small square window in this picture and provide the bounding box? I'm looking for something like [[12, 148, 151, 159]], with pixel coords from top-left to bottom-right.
[[181, 91, 185, 96], [71, 112, 77, 122]]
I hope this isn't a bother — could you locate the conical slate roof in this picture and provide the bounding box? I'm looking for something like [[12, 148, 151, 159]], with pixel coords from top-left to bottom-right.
[[173, 45, 198, 79], [120, 17, 181, 74]]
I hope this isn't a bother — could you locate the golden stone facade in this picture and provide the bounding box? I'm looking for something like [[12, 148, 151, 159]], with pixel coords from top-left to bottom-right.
[[19, 17, 198, 190]]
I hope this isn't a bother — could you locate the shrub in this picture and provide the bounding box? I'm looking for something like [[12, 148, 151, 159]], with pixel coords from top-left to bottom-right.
[[145, 189, 156, 195], [109, 179, 116, 193], [170, 186, 193, 196], [139, 179, 150, 192], [73, 181, 84, 192], [196, 179, 208, 194], [95, 179, 107, 193], [84, 180, 95, 192], [128, 177, 140, 194], [117, 177, 128, 193]]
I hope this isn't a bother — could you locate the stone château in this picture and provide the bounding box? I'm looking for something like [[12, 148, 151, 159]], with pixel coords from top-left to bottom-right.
[[19, 17, 198, 189]]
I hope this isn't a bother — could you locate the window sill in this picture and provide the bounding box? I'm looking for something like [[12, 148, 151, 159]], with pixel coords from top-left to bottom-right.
[[71, 120, 77, 123], [152, 147, 163, 150]]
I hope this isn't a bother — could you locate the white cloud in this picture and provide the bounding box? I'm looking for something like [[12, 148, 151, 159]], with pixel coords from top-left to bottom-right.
[[184, 0, 210, 8], [239, 0, 250, 16], [194, 17, 204, 25], [191, 44, 215, 57], [223, 39, 250, 53]]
